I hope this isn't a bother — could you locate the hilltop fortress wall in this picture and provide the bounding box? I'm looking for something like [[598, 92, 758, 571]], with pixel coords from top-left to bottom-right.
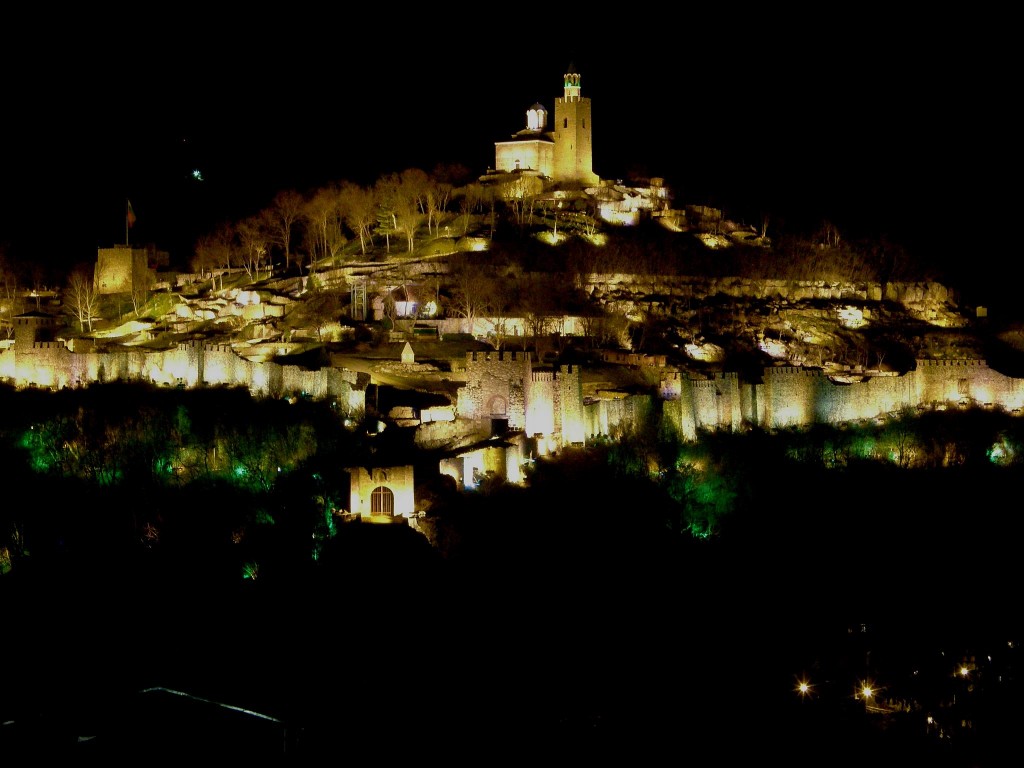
[[456, 351, 587, 447], [7, 329, 1024, 450], [456, 350, 533, 430], [652, 360, 1024, 441], [0, 341, 367, 416], [583, 394, 657, 441]]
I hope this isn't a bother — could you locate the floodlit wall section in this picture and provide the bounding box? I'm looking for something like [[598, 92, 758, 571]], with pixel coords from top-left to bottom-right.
[[0, 342, 366, 416], [494, 139, 554, 176], [346, 465, 415, 518]]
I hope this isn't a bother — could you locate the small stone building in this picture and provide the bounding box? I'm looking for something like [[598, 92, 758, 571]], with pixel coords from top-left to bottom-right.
[[345, 464, 415, 519]]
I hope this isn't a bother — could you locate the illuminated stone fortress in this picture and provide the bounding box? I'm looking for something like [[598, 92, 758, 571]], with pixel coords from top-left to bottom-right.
[[493, 65, 600, 186]]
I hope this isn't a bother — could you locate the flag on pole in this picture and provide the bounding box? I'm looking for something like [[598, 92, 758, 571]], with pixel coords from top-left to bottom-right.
[[127, 199, 137, 228]]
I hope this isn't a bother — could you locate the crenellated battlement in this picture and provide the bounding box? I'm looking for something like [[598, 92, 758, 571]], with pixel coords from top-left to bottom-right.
[[691, 379, 720, 390], [467, 350, 532, 363], [916, 358, 988, 368], [763, 366, 822, 377], [204, 343, 235, 354]]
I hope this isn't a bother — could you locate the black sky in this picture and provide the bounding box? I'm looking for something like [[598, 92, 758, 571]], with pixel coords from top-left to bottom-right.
[[1, 12, 1012, 286]]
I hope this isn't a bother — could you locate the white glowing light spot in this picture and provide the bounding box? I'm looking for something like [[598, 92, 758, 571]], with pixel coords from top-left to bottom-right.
[[838, 306, 867, 329]]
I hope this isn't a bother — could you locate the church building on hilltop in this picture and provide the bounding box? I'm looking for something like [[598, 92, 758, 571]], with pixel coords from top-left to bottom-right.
[[484, 65, 675, 225], [491, 65, 600, 187]]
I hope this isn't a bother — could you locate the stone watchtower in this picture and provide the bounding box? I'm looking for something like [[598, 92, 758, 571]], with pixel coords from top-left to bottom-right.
[[552, 66, 599, 186], [94, 245, 156, 296], [13, 310, 57, 351]]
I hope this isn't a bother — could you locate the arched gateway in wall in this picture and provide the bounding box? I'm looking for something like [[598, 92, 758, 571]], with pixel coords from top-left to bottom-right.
[[370, 486, 395, 516]]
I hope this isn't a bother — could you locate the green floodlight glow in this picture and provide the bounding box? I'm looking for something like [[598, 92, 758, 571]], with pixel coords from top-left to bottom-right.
[[851, 436, 876, 459], [688, 523, 712, 539], [988, 440, 1013, 464], [28, 454, 52, 472], [234, 465, 247, 478]]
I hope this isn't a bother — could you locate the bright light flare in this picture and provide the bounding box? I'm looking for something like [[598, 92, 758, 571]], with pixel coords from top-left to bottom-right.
[[856, 678, 879, 701]]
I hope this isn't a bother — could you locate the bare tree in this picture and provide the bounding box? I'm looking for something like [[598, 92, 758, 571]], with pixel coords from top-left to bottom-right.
[[448, 257, 492, 334], [395, 168, 429, 253], [65, 265, 99, 332], [374, 173, 401, 255], [237, 215, 271, 281], [484, 273, 516, 351], [192, 223, 235, 289], [424, 175, 454, 237], [818, 220, 841, 249], [499, 175, 543, 228], [29, 263, 47, 310], [266, 189, 305, 272], [455, 182, 487, 235], [339, 181, 377, 257], [131, 269, 156, 315], [302, 185, 347, 271], [0, 251, 20, 339]]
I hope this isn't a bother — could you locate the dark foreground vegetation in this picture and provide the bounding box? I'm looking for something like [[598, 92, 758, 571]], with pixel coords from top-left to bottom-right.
[[1, 382, 1018, 764]]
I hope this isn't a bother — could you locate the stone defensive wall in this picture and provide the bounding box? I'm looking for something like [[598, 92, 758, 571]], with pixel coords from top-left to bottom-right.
[[457, 351, 533, 428], [0, 341, 367, 415], [755, 365, 914, 428], [456, 353, 586, 443], [911, 359, 1024, 410], [584, 393, 656, 440], [656, 358, 1024, 440], [8, 334, 1024, 451], [526, 365, 585, 444], [439, 434, 529, 490]]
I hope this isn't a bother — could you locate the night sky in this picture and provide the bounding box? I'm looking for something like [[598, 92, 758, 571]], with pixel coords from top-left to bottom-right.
[[2, 12, 1012, 286]]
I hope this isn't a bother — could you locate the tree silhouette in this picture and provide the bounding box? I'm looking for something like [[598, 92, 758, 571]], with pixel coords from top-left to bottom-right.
[[266, 189, 305, 272], [64, 265, 99, 332]]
